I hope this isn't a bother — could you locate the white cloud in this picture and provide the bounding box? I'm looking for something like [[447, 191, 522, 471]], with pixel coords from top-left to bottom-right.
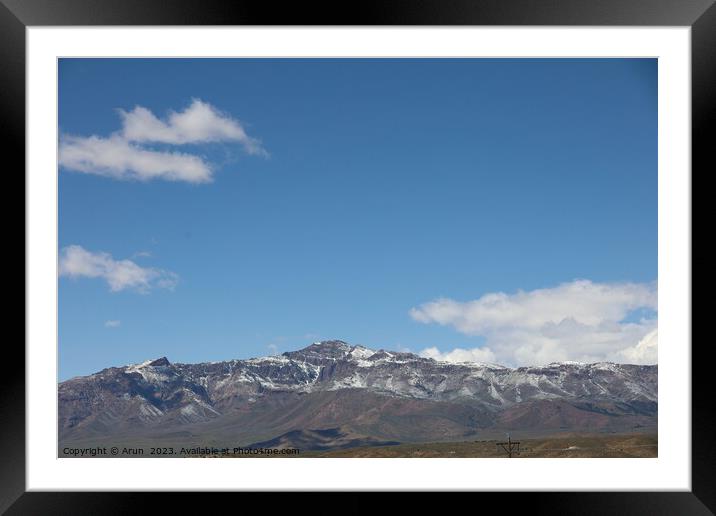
[[420, 346, 497, 364], [410, 280, 657, 366], [104, 320, 121, 328], [119, 99, 266, 155], [59, 99, 265, 183], [613, 328, 657, 364], [59, 245, 178, 293], [59, 135, 212, 183]]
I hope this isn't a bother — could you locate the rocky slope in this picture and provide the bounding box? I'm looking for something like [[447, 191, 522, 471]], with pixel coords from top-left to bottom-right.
[[59, 340, 657, 449]]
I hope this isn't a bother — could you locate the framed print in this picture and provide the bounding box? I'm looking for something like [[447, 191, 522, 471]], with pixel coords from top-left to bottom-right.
[[5, 0, 711, 513]]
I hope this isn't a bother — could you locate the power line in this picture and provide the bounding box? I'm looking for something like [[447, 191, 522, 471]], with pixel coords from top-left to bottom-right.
[[496, 434, 521, 458]]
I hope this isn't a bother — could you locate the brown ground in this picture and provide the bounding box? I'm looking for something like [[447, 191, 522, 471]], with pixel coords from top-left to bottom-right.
[[294, 432, 657, 458], [60, 432, 657, 458]]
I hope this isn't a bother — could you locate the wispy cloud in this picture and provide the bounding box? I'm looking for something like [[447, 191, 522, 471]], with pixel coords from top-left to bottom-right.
[[119, 99, 267, 155], [104, 320, 121, 328], [59, 245, 178, 293], [59, 135, 212, 183], [59, 99, 265, 183], [411, 279, 657, 366]]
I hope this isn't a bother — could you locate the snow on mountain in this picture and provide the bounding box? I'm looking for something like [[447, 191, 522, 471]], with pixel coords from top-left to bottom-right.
[[59, 340, 657, 438]]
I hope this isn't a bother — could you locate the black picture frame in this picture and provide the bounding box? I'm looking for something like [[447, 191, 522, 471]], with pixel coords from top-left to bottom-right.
[[5, 0, 709, 513]]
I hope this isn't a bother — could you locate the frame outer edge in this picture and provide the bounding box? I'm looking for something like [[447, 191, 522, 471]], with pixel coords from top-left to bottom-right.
[[691, 1, 716, 514], [0, 1, 27, 515], [0, 0, 715, 26], [4, 0, 711, 512]]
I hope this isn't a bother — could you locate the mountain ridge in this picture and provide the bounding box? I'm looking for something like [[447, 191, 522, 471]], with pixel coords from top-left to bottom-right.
[[59, 340, 657, 450], [104, 339, 654, 374]]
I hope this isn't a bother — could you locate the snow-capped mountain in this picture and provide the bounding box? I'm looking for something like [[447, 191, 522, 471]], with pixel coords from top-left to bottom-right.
[[59, 340, 657, 449]]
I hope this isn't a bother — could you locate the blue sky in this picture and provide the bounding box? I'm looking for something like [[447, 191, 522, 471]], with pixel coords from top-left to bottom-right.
[[58, 58, 657, 380]]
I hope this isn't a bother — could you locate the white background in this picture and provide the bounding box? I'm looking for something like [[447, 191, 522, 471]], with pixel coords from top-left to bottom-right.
[[27, 27, 691, 491]]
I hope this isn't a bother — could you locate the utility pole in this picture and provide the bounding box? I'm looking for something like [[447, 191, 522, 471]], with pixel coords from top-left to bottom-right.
[[496, 433, 520, 458]]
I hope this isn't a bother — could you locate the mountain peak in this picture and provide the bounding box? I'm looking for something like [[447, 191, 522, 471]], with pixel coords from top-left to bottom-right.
[[283, 340, 354, 359], [313, 339, 349, 347], [130, 357, 170, 368], [305, 340, 351, 351], [278, 340, 384, 364]]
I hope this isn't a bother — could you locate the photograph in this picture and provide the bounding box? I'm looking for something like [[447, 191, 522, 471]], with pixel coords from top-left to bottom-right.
[[4, 0, 709, 507], [57, 57, 658, 459]]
